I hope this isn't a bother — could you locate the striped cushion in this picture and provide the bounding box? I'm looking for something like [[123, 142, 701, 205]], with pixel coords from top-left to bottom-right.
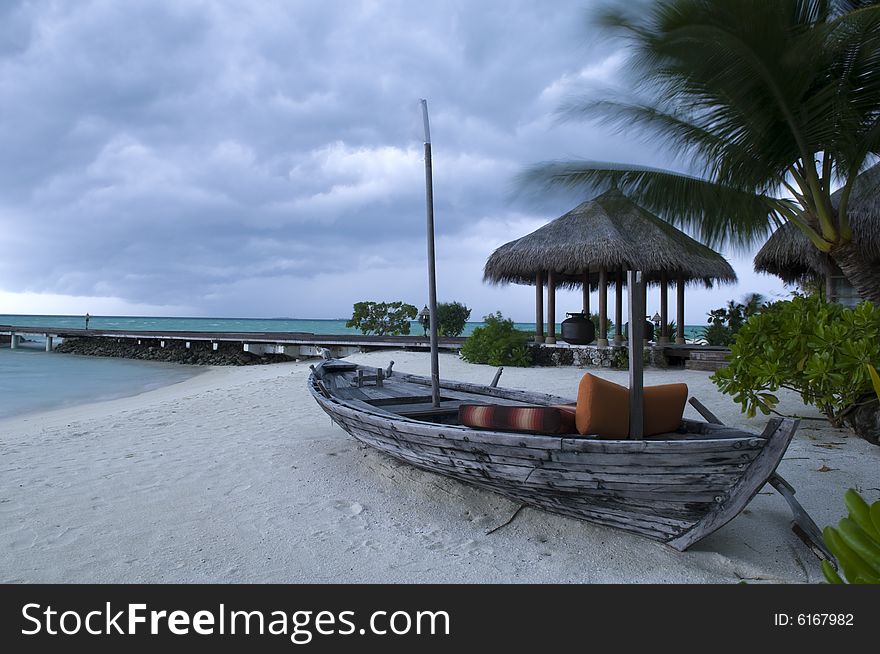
[[459, 404, 577, 435]]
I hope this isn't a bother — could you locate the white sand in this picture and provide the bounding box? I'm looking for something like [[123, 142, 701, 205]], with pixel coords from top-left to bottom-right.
[[1, 350, 877, 583]]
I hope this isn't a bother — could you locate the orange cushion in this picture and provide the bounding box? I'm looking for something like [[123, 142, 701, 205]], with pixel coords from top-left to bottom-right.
[[643, 383, 688, 435], [575, 373, 687, 438], [576, 374, 630, 438]]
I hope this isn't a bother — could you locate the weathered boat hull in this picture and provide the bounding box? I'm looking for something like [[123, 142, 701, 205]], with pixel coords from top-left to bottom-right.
[[308, 367, 798, 550]]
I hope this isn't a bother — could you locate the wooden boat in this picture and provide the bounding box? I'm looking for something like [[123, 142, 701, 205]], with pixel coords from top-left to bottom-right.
[[308, 358, 803, 551], [309, 102, 830, 557]]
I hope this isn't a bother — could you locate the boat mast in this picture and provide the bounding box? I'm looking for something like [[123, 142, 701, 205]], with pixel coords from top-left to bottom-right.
[[627, 270, 644, 439], [420, 99, 441, 408]]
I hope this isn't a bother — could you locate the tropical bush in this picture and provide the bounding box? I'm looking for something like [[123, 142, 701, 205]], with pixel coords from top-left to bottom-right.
[[436, 301, 472, 337], [460, 312, 532, 367], [712, 296, 880, 436], [822, 489, 880, 585], [699, 294, 766, 346], [588, 312, 614, 337], [346, 301, 418, 336]]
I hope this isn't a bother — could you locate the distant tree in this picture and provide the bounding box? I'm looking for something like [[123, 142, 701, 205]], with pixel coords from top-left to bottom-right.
[[700, 293, 768, 345], [436, 301, 472, 337], [346, 301, 418, 336]]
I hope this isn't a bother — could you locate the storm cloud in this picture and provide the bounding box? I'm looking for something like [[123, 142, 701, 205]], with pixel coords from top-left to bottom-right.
[[0, 0, 787, 321]]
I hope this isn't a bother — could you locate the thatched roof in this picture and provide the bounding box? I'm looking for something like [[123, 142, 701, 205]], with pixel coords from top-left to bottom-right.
[[483, 188, 737, 288], [754, 162, 880, 283]]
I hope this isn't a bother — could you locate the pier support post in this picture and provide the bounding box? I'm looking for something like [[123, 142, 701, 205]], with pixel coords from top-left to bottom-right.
[[45, 336, 54, 352], [10, 333, 19, 349]]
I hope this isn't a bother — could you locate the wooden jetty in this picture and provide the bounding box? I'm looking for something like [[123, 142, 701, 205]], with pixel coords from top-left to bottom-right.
[[0, 325, 465, 358]]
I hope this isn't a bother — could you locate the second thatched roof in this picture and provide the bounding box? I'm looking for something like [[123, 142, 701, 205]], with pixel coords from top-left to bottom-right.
[[754, 162, 880, 283], [483, 188, 737, 288]]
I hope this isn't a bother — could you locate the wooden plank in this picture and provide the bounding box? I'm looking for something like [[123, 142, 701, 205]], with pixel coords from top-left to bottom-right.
[[403, 467, 695, 535], [351, 428, 739, 491], [351, 424, 751, 475], [666, 418, 800, 551]]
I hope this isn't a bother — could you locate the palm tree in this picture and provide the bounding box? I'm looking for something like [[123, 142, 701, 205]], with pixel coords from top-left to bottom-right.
[[740, 292, 766, 317], [525, 0, 880, 301]]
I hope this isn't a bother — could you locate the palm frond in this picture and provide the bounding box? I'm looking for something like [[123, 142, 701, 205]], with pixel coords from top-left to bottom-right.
[[521, 162, 777, 251]]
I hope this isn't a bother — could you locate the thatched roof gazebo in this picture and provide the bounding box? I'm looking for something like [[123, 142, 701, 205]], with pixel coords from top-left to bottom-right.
[[754, 162, 880, 304], [484, 188, 737, 345]]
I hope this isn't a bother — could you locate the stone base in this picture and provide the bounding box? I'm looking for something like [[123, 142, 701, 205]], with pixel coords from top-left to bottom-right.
[[56, 336, 290, 366], [529, 342, 662, 369]]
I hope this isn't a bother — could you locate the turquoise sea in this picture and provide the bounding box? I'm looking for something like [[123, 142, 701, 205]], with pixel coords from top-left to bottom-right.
[[0, 314, 704, 420], [0, 314, 705, 340], [0, 340, 201, 420]]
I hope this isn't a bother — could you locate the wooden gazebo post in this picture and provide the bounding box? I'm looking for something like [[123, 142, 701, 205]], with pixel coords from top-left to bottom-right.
[[535, 271, 544, 344], [676, 274, 686, 344], [614, 269, 624, 344], [546, 270, 557, 344], [627, 270, 645, 439], [597, 268, 608, 347], [582, 271, 590, 315], [659, 272, 669, 343]]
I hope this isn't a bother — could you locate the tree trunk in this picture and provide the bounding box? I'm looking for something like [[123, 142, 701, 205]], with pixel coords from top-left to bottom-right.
[[831, 241, 880, 304], [845, 397, 880, 447]]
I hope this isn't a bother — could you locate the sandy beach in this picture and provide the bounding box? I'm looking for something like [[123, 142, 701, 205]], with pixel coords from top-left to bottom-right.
[[1, 350, 877, 584]]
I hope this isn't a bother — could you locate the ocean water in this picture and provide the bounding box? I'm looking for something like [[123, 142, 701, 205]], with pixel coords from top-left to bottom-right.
[[0, 341, 202, 421], [0, 314, 705, 420], [0, 314, 705, 341]]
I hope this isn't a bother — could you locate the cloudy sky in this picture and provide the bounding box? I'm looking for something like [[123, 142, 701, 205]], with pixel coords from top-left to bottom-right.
[[0, 0, 789, 323]]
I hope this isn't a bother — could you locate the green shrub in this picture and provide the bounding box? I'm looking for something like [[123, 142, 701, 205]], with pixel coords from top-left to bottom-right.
[[822, 489, 880, 584], [346, 301, 418, 336], [711, 296, 880, 428], [700, 322, 735, 346], [461, 312, 532, 367], [436, 301, 471, 337], [699, 294, 766, 345], [587, 312, 614, 336]]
